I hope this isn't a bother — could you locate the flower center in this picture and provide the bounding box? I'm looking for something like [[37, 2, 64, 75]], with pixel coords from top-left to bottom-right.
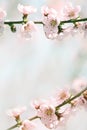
[[60, 92, 67, 100], [45, 108, 53, 116], [50, 20, 57, 27], [68, 11, 75, 17]]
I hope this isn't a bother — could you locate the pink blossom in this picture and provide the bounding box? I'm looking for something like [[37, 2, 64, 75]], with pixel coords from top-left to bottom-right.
[[20, 21, 37, 40], [37, 104, 58, 129], [56, 106, 71, 126], [55, 89, 70, 105], [71, 78, 87, 94], [0, 8, 6, 20], [17, 4, 37, 15], [7, 106, 27, 118], [41, 6, 60, 39], [62, 2, 81, 20], [57, 25, 78, 40], [70, 95, 87, 112], [19, 120, 36, 130]]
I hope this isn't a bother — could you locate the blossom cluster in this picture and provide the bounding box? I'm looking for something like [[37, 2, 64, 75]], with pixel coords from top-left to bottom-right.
[[7, 78, 87, 130], [0, 2, 87, 40]]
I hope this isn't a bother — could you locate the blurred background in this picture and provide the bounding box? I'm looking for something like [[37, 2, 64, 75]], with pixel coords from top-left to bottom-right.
[[0, 0, 87, 130]]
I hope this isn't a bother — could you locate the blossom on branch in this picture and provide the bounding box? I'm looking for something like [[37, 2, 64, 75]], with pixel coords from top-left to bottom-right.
[[17, 4, 37, 15], [62, 2, 81, 20], [71, 78, 87, 93], [55, 89, 70, 105], [7, 106, 27, 118], [37, 104, 58, 129], [19, 120, 36, 130], [41, 6, 60, 39], [20, 21, 37, 40]]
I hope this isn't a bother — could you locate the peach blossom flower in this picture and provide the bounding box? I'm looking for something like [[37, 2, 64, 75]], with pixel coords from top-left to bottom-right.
[[37, 104, 58, 129], [19, 120, 36, 130], [41, 6, 60, 39], [71, 78, 87, 94], [20, 21, 37, 40], [17, 4, 37, 15], [7, 106, 27, 118], [62, 2, 81, 20], [55, 89, 70, 105]]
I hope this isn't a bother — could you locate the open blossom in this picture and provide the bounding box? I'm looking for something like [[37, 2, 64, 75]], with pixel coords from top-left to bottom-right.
[[37, 104, 58, 129], [71, 78, 87, 94], [17, 4, 37, 15], [62, 2, 81, 20], [41, 6, 60, 39], [20, 21, 37, 40], [55, 89, 70, 105], [56, 106, 72, 127], [19, 120, 36, 130], [7, 106, 27, 118]]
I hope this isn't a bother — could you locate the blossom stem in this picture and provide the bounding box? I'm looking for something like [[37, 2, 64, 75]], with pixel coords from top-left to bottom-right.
[[4, 18, 87, 25], [56, 87, 87, 110], [6, 123, 20, 130], [4, 21, 23, 25], [4, 21, 43, 25], [6, 116, 39, 130], [60, 18, 87, 25], [29, 115, 40, 121]]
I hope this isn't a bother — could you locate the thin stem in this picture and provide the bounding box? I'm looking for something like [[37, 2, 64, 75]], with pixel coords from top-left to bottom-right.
[[56, 87, 87, 110], [4, 21, 23, 25], [6, 116, 39, 130], [4, 21, 43, 25], [29, 115, 40, 121], [6, 124, 19, 130], [4, 18, 87, 26], [34, 21, 43, 25], [60, 18, 87, 25]]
